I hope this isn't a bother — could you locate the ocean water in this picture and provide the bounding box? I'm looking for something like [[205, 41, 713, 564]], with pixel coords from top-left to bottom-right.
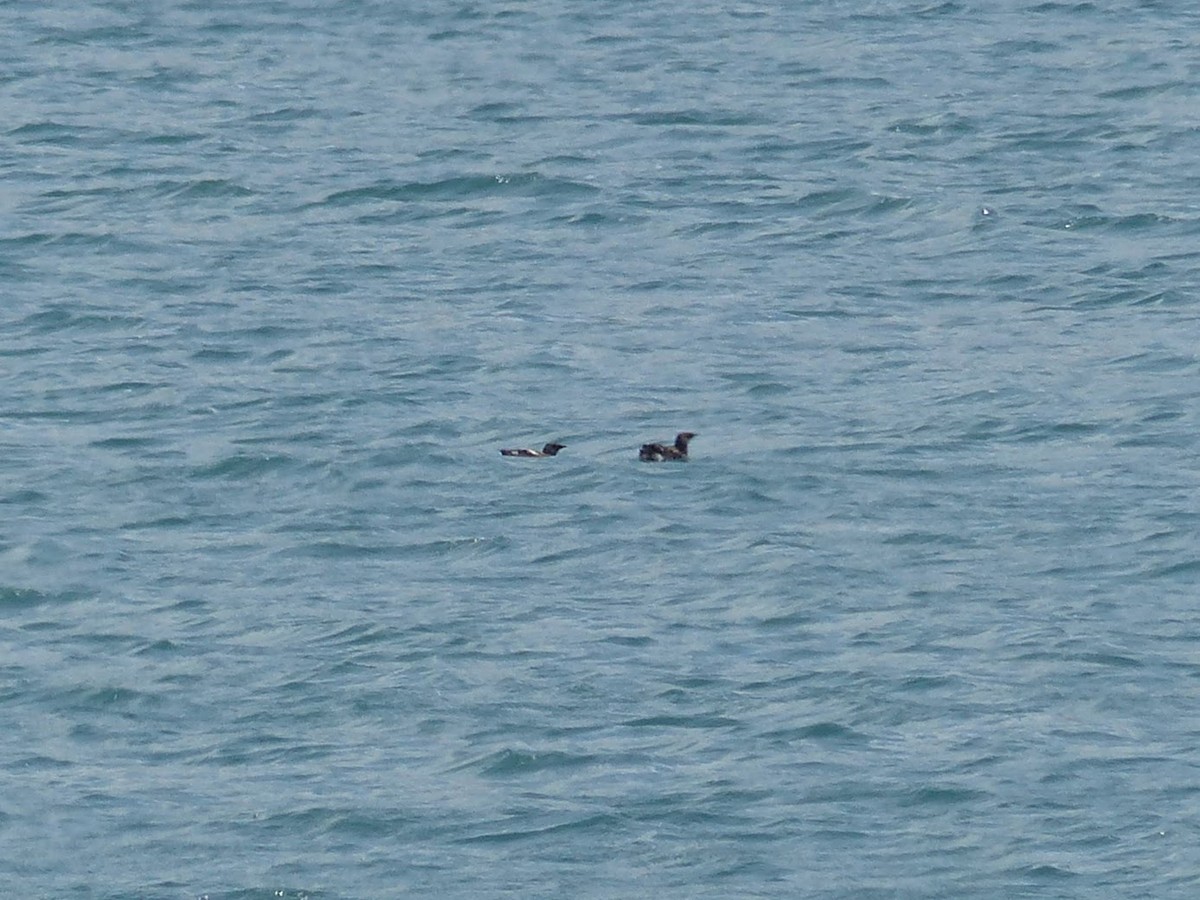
[[3, 1, 1200, 897]]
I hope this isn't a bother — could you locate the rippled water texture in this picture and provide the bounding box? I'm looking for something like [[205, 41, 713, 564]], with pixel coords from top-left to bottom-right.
[[3, 1, 1200, 897]]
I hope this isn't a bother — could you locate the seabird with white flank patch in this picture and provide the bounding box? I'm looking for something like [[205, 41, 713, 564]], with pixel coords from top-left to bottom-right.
[[500, 442, 566, 458], [639, 432, 696, 461]]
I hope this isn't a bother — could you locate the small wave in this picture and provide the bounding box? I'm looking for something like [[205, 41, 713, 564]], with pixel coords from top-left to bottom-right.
[[889, 114, 974, 136], [0, 489, 50, 504], [7, 120, 100, 146], [190, 346, 253, 362], [765, 722, 868, 744], [628, 108, 761, 127], [1016, 863, 1079, 880], [0, 586, 65, 609], [602, 634, 654, 647], [464, 747, 599, 777], [899, 785, 991, 808], [1099, 81, 1186, 101], [790, 187, 858, 212], [279, 536, 507, 561], [192, 453, 297, 480], [466, 101, 549, 124], [133, 639, 180, 656], [1141, 558, 1200, 579], [246, 106, 319, 124], [2, 231, 132, 251], [59, 685, 163, 714], [456, 813, 616, 845], [195, 890, 328, 900], [120, 515, 191, 531], [154, 178, 255, 200], [17, 305, 144, 334], [1077, 652, 1144, 669], [318, 173, 598, 207], [322, 623, 406, 649], [1057, 211, 1183, 233], [622, 714, 741, 730], [276, 541, 402, 561]]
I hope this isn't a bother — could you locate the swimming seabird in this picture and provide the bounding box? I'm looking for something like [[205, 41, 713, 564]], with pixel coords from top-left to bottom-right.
[[500, 442, 566, 458], [638, 432, 696, 461]]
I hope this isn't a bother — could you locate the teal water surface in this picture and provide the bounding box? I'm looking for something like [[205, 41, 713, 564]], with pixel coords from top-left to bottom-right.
[[3, 2, 1200, 897]]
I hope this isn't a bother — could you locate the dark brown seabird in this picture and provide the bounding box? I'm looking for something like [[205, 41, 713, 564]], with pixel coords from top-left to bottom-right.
[[639, 432, 696, 461], [499, 442, 566, 458]]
